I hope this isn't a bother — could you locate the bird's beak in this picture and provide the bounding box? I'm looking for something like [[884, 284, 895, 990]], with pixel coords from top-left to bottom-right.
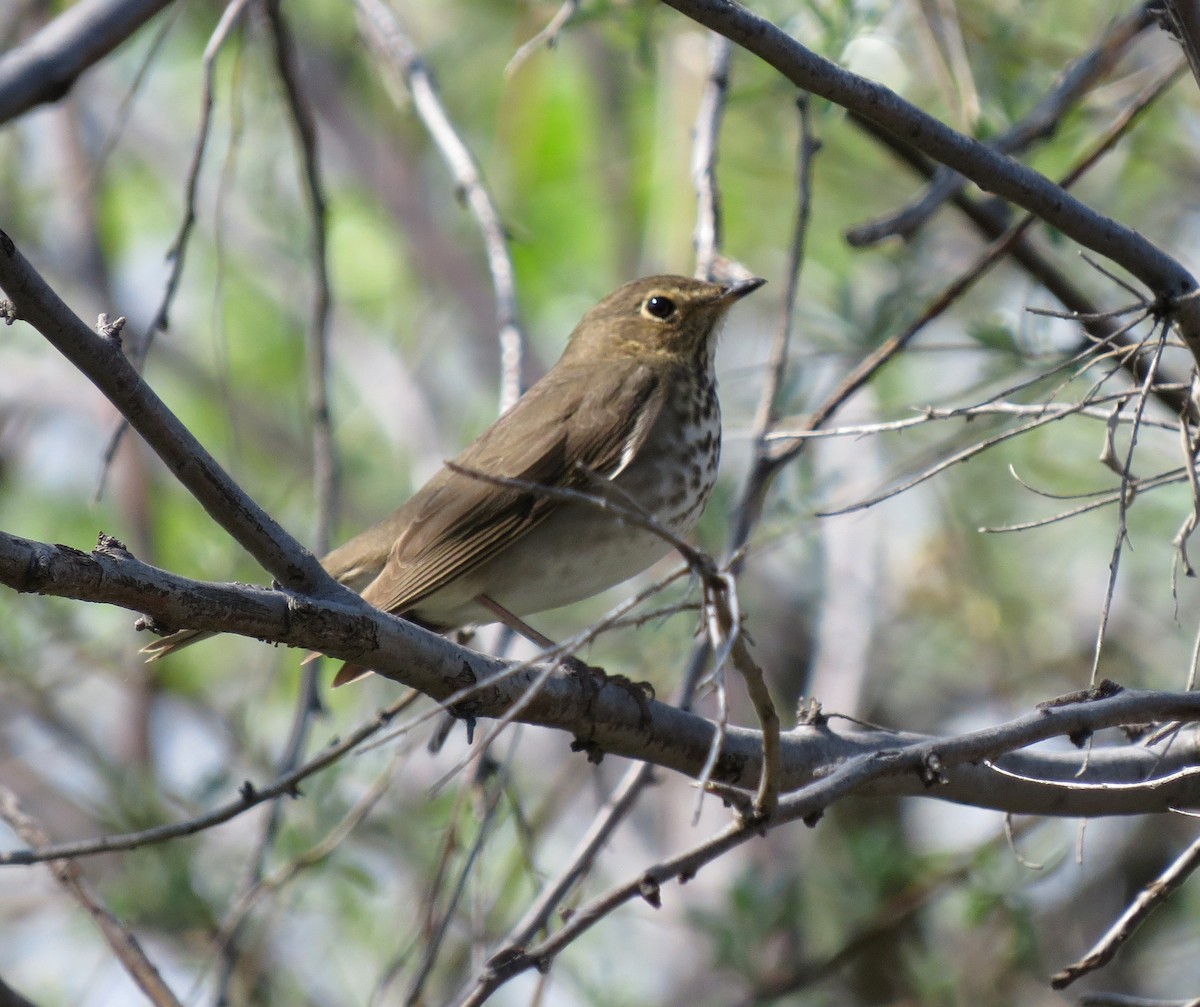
[[718, 276, 766, 303]]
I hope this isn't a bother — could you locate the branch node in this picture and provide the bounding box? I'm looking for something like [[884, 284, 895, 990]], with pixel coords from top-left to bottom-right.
[[94, 532, 131, 557], [570, 735, 606, 765], [919, 752, 948, 787], [637, 875, 662, 908], [96, 313, 127, 345], [1036, 678, 1125, 711], [796, 697, 826, 725]]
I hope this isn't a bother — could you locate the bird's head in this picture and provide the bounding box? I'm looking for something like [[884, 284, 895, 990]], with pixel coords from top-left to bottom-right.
[[564, 274, 765, 365]]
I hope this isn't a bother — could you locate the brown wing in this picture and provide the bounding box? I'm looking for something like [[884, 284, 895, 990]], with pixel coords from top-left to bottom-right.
[[327, 356, 670, 619]]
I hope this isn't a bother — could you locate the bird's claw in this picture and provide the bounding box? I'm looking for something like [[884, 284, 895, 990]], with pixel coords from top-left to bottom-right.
[[559, 656, 654, 728]]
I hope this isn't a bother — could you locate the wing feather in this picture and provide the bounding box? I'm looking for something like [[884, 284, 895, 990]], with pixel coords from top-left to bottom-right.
[[330, 357, 669, 619]]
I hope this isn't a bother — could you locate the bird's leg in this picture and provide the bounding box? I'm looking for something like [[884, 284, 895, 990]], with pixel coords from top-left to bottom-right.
[[474, 594, 558, 649], [473, 594, 655, 722]]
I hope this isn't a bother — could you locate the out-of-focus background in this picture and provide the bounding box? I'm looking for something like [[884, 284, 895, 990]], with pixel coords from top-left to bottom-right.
[[3, 1, 1200, 1004]]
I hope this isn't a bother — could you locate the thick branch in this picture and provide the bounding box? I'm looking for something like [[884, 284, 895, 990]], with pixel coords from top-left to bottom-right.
[[0, 529, 1199, 823]]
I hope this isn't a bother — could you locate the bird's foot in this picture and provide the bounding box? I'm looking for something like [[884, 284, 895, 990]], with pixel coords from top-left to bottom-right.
[[559, 655, 655, 728]]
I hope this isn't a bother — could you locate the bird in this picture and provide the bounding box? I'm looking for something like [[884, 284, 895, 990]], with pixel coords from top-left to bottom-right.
[[141, 273, 764, 684]]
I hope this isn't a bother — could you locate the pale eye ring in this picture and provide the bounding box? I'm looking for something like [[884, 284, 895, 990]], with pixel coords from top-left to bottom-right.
[[643, 294, 677, 320]]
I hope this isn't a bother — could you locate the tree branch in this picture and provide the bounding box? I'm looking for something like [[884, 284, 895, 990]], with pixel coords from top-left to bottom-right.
[[0, 0, 172, 125], [0, 526, 1198, 833], [0, 227, 327, 593], [661, 0, 1200, 356]]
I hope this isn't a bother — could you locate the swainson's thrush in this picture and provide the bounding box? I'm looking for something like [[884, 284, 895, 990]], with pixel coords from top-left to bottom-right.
[[143, 274, 764, 680]]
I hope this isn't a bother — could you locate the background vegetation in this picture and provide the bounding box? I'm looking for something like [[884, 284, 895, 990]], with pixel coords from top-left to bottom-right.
[[3, 0, 1200, 1004]]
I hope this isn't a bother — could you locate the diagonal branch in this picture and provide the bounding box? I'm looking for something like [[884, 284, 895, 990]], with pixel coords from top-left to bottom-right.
[[0, 0, 173, 125], [0, 789, 184, 1007], [660, 0, 1200, 356], [848, 1, 1159, 246], [0, 227, 327, 593]]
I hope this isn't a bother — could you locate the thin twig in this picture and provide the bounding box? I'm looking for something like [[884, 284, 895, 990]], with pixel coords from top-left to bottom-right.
[[208, 746, 407, 968], [407, 743, 512, 1006], [734, 820, 1044, 1006], [210, 2, 338, 995], [0, 694, 419, 866], [1173, 403, 1200, 587], [354, 0, 526, 411], [93, 0, 256, 500], [505, 0, 578, 77], [0, 788, 185, 1007], [726, 96, 818, 567], [981, 466, 1186, 533], [705, 573, 779, 817], [816, 411, 1085, 517], [0, 226, 330, 591], [497, 760, 655, 951], [769, 395, 1179, 444], [847, 119, 1192, 422], [462, 679, 1200, 1001], [691, 33, 731, 280], [1052, 830, 1200, 989], [659, 0, 1200, 357], [1089, 319, 1169, 684], [772, 57, 1184, 474], [847, 1, 1158, 246], [360, 562, 693, 760], [444, 460, 718, 576]]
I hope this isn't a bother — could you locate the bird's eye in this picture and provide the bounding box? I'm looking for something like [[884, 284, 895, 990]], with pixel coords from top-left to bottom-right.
[[643, 294, 677, 320]]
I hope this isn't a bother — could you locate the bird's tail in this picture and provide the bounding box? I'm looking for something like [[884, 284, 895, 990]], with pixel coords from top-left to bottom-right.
[[140, 629, 215, 662]]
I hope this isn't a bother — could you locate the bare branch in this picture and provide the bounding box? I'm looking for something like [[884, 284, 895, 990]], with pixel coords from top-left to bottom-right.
[[354, 0, 526, 411], [727, 97, 818, 554], [691, 33, 731, 280], [93, 0, 256, 498], [0, 691, 418, 867], [497, 760, 654, 952], [0, 0, 172, 125], [848, 2, 1158, 246], [1155, 0, 1200, 94], [771, 57, 1183, 476], [660, 0, 1200, 355], [0, 228, 328, 591], [8, 532, 1200, 867], [0, 789, 184, 1007], [505, 0, 578, 78], [1052, 829, 1200, 989], [458, 680, 1200, 1000]]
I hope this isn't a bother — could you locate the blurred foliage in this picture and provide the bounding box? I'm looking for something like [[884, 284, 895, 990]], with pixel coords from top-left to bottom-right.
[[2, 0, 1200, 1005]]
